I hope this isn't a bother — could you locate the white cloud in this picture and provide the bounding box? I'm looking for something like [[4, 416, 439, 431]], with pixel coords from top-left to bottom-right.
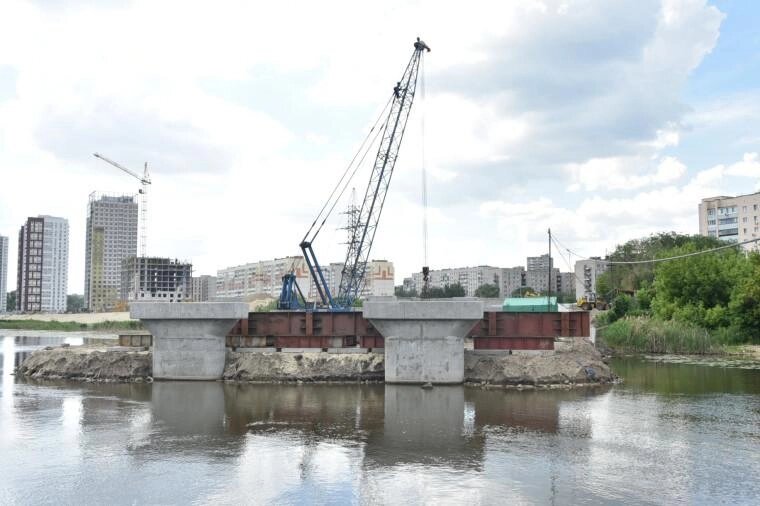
[[0, 0, 749, 295], [481, 152, 757, 266], [565, 155, 687, 192]]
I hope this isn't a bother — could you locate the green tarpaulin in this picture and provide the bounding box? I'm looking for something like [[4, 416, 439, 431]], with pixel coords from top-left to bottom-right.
[[502, 296, 558, 312]]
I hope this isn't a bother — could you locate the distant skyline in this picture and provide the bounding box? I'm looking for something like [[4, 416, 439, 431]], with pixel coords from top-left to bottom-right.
[[1, 0, 759, 294]]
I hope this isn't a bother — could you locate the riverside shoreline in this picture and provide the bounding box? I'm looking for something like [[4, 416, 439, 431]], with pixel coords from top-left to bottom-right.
[[16, 338, 616, 386]]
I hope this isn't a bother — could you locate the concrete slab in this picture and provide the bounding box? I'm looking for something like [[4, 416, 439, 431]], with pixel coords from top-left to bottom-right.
[[130, 302, 248, 380]]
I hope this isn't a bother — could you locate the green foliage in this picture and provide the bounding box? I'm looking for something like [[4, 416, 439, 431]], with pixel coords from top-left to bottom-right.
[[66, 294, 85, 313], [421, 283, 466, 299], [594, 232, 757, 347], [6, 290, 15, 312], [0, 319, 142, 331], [729, 252, 760, 339], [596, 232, 723, 295], [651, 245, 748, 330], [257, 299, 280, 312], [608, 294, 633, 323], [600, 317, 719, 354], [474, 283, 500, 298], [635, 280, 654, 311], [394, 286, 418, 298]]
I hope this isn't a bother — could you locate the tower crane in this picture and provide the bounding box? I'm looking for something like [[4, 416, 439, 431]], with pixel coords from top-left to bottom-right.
[[279, 37, 430, 311], [93, 153, 151, 257]]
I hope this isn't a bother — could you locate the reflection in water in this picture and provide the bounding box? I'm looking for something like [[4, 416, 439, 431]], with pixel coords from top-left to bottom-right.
[[366, 385, 483, 468], [1, 334, 759, 505], [611, 357, 760, 394]]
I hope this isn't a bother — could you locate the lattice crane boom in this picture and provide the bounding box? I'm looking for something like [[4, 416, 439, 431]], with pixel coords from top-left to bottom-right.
[[280, 37, 429, 311], [335, 38, 430, 306]]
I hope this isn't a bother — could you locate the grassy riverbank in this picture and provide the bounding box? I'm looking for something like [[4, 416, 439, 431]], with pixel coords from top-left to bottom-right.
[[598, 316, 752, 355], [0, 319, 143, 332]]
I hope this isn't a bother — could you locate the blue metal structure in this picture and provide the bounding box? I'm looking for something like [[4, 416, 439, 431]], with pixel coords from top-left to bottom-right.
[[278, 272, 306, 310], [279, 38, 430, 311]]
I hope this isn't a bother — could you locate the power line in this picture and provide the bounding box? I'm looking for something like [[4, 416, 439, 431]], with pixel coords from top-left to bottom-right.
[[552, 233, 760, 266]]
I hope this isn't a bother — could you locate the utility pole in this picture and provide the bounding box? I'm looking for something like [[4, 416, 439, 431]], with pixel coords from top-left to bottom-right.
[[548, 228, 552, 311]]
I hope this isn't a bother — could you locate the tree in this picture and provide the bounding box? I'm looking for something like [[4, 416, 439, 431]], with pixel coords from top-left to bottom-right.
[[420, 283, 465, 299], [66, 294, 84, 313], [474, 283, 500, 298], [394, 286, 418, 298], [6, 290, 15, 311], [443, 283, 466, 297], [651, 244, 748, 329], [597, 232, 723, 295], [728, 252, 760, 341]]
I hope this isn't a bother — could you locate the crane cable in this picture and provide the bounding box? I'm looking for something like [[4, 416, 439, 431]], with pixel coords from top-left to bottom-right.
[[550, 235, 587, 288], [551, 233, 760, 266], [302, 95, 394, 244], [421, 54, 429, 269], [310, 112, 390, 242]]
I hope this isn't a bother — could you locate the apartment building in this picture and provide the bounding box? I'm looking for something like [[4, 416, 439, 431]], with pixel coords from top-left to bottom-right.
[[404, 256, 575, 299], [216, 256, 395, 301], [574, 257, 609, 300], [17, 216, 69, 312], [527, 254, 553, 271], [500, 266, 525, 297], [699, 192, 760, 251], [409, 265, 502, 297], [121, 257, 192, 303], [0, 235, 7, 312], [85, 193, 138, 311], [191, 275, 217, 302], [217, 256, 309, 300]]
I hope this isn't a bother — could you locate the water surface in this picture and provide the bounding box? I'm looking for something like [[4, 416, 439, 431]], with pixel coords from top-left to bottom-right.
[[1, 335, 758, 504]]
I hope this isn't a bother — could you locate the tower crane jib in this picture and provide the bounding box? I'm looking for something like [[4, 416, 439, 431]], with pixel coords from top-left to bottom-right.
[[93, 153, 152, 258]]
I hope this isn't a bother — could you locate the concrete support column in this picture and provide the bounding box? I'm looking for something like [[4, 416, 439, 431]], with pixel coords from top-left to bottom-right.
[[363, 299, 483, 384], [131, 302, 248, 380]]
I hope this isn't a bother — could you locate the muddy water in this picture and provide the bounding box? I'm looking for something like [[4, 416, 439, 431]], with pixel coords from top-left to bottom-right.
[[1, 335, 759, 504]]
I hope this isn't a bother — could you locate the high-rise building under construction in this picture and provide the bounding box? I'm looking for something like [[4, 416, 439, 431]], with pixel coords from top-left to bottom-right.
[[85, 193, 138, 312], [121, 257, 192, 303]]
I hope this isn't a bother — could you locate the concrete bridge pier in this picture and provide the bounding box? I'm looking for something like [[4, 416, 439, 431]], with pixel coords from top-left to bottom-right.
[[130, 302, 249, 380], [363, 299, 483, 384]]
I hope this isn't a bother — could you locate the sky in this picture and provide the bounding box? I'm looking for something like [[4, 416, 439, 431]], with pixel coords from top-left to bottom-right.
[[1, 0, 759, 294]]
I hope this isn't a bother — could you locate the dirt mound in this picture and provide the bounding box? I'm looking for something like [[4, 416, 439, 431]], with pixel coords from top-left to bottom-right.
[[17, 347, 151, 382], [464, 338, 616, 386]]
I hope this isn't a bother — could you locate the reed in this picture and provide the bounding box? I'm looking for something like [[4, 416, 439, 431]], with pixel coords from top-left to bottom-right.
[[600, 317, 721, 354]]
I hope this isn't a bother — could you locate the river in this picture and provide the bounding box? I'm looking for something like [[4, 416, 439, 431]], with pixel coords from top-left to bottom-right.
[[1, 335, 759, 505]]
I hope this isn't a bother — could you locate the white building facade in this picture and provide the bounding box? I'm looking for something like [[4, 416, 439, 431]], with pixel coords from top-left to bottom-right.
[[409, 265, 502, 297], [699, 192, 760, 251], [574, 258, 609, 300], [191, 275, 217, 302], [216, 257, 395, 301], [0, 235, 8, 312], [17, 216, 69, 312]]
